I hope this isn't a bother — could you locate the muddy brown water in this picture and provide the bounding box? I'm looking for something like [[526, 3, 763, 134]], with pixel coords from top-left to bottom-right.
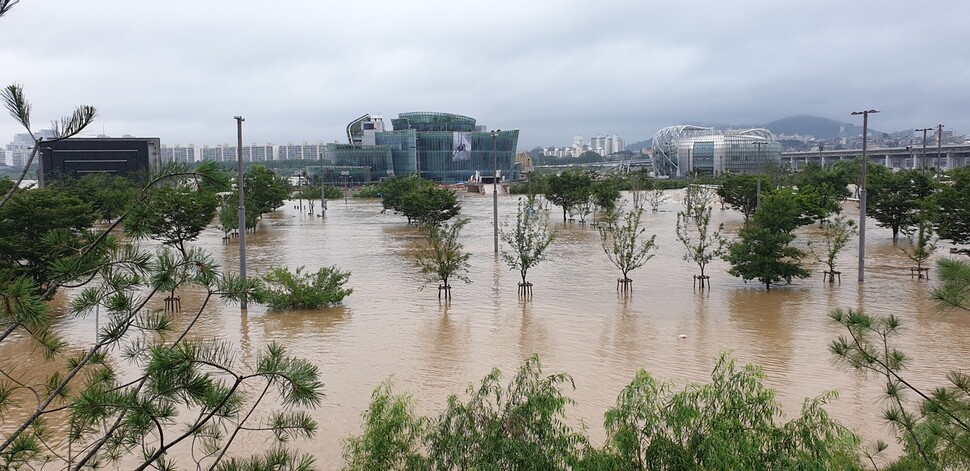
[[4, 189, 970, 468]]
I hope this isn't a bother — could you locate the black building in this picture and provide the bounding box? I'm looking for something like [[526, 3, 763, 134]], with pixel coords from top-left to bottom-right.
[[39, 137, 162, 185]]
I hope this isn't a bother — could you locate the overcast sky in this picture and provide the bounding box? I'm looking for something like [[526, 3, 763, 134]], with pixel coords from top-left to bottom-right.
[[2, 0, 968, 153]]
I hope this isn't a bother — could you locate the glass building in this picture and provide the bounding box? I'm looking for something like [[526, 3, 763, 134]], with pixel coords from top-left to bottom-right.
[[330, 112, 519, 183], [653, 125, 781, 178]]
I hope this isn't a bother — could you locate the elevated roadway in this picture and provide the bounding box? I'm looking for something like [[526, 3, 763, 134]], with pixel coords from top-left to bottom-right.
[[783, 144, 970, 171]]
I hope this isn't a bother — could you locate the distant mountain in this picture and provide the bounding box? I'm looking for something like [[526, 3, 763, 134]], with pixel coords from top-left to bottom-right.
[[763, 115, 869, 140], [625, 138, 652, 152]]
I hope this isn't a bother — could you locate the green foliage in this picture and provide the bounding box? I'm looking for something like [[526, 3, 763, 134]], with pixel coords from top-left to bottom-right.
[[241, 165, 291, 230], [48, 173, 140, 222], [934, 257, 970, 312], [716, 173, 760, 220], [415, 218, 471, 292], [599, 208, 658, 282], [808, 214, 857, 277], [545, 168, 593, 222], [501, 196, 557, 287], [376, 176, 460, 225], [932, 167, 970, 254], [867, 168, 935, 240], [593, 354, 863, 470], [125, 185, 219, 254], [342, 382, 427, 471], [218, 193, 239, 237], [377, 176, 429, 213], [724, 191, 811, 290], [592, 177, 623, 216], [0, 187, 95, 290], [830, 308, 970, 469], [345, 354, 866, 470], [676, 205, 726, 280], [353, 184, 381, 198], [901, 216, 937, 271], [255, 266, 352, 310], [794, 162, 851, 224], [398, 186, 461, 226]]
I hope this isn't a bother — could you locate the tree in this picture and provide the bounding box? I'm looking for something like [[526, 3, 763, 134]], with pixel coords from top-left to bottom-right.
[[676, 205, 726, 289], [343, 354, 866, 470], [794, 163, 851, 225], [591, 354, 863, 470], [296, 184, 320, 215], [125, 184, 219, 255], [0, 83, 97, 209], [377, 175, 427, 214], [808, 214, 857, 283], [415, 218, 472, 299], [901, 216, 937, 278], [501, 196, 556, 297], [217, 192, 239, 239], [933, 167, 970, 255], [591, 176, 622, 221], [867, 168, 934, 241], [830, 306, 970, 470], [398, 185, 461, 226], [0, 187, 95, 291], [545, 168, 593, 222], [724, 191, 811, 290], [599, 208, 657, 292], [242, 164, 290, 231], [255, 265, 353, 309], [716, 173, 760, 220], [49, 173, 140, 223]]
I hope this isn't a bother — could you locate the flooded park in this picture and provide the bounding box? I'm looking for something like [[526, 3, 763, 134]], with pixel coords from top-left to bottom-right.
[[9, 188, 970, 466]]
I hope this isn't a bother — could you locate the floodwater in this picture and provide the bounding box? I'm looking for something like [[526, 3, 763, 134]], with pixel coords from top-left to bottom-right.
[[7, 189, 970, 468]]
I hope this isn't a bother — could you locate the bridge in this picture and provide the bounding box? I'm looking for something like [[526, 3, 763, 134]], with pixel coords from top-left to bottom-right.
[[783, 144, 970, 171]]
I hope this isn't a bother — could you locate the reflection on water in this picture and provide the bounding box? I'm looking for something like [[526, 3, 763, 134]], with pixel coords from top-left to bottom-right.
[[10, 190, 970, 466]]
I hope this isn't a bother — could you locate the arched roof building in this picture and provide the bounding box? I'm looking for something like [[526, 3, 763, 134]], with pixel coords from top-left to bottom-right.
[[653, 125, 781, 178]]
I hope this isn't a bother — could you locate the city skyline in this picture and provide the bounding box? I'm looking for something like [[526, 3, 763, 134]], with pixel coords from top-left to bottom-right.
[[1, 1, 968, 153]]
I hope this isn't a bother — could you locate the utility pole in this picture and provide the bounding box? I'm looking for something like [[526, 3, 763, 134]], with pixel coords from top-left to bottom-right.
[[234, 116, 247, 309], [319, 152, 327, 218], [851, 109, 879, 283], [915, 127, 931, 172], [491, 130, 500, 255], [752, 141, 767, 208], [936, 123, 945, 179]]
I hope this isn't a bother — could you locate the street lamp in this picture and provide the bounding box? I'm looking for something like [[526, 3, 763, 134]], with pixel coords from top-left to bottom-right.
[[752, 141, 767, 208], [851, 109, 879, 283], [491, 130, 501, 255], [916, 127, 931, 172], [234, 116, 247, 309], [319, 152, 327, 218], [936, 123, 945, 178]]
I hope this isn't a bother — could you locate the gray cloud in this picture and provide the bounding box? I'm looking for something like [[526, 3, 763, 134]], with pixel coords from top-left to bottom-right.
[[2, 0, 967, 151]]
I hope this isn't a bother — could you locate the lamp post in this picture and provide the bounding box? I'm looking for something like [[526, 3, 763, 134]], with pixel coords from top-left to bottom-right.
[[851, 109, 878, 283], [752, 141, 767, 208], [936, 123, 944, 178], [234, 116, 247, 309], [319, 152, 327, 218], [491, 130, 501, 255], [916, 127, 931, 172]]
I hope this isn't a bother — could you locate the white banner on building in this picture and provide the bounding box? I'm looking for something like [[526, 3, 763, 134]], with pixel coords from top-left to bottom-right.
[[452, 132, 472, 161]]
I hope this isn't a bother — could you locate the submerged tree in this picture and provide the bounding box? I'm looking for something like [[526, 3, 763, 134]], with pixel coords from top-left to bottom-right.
[[255, 265, 353, 309], [724, 191, 811, 290], [676, 205, 725, 289], [415, 218, 472, 299], [808, 214, 857, 283], [901, 216, 937, 279], [501, 196, 556, 297], [599, 208, 657, 293]]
